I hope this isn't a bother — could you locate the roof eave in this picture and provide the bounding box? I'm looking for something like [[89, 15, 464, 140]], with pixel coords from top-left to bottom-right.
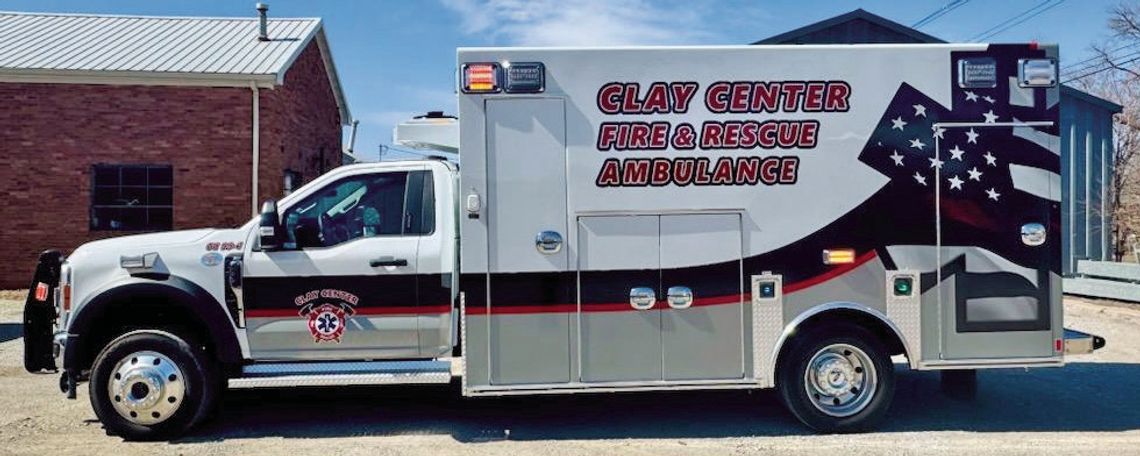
[[0, 68, 277, 87], [753, 8, 946, 45]]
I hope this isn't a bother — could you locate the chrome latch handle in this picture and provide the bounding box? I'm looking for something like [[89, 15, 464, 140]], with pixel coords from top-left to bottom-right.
[[535, 230, 563, 254], [629, 287, 656, 310], [1021, 222, 1046, 246], [666, 286, 693, 309]]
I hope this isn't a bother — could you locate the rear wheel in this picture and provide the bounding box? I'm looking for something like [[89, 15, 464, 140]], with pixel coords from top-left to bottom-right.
[[777, 322, 895, 433], [89, 331, 218, 440]]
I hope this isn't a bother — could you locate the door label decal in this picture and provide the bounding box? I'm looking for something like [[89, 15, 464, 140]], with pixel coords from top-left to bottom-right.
[[295, 289, 359, 343]]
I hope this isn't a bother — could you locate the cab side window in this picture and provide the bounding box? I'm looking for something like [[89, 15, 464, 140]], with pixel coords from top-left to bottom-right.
[[280, 171, 435, 249]]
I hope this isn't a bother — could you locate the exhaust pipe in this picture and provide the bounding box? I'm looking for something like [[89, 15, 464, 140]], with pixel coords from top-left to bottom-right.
[[256, 3, 269, 41]]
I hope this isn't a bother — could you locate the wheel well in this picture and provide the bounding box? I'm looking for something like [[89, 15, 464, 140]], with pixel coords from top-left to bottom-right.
[[777, 308, 908, 368], [78, 296, 216, 374]]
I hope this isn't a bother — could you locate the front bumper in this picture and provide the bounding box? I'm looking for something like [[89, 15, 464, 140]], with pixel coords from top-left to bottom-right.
[[23, 250, 61, 373]]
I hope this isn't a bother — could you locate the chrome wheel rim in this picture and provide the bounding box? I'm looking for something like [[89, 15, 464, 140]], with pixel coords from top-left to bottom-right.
[[803, 343, 877, 417], [107, 351, 186, 425]]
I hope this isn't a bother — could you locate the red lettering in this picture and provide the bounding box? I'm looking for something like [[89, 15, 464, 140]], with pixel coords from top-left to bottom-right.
[[597, 123, 619, 150], [651, 159, 671, 185], [598, 83, 622, 114], [777, 122, 800, 148], [803, 82, 825, 111], [701, 122, 723, 148], [729, 82, 750, 112], [780, 157, 799, 183], [712, 157, 734, 184], [671, 82, 698, 112], [800, 121, 819, 147], [694, 158, 712, 184], [723, 122, 741, 148], [760, 158, 780, 184], [824, 82, 851, 111], [650, 123, 669, 148], [705, 82, 729, 113], [622, 159, 650, 185], [642, 83, 669, 113], [739, 122, 758, 148], [782, 82, 806, 111], [736, 157, 759, 184], [621, 84, 641, 113], [629, 124, 650, 149], [673, 159, 694, 185], [596, 159, 620, 186], [751, 82, 780, 112], [758, 122, 777, 148]]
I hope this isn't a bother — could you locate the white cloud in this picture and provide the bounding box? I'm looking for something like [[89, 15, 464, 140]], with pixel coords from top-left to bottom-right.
[[439, 0, 721, 46]]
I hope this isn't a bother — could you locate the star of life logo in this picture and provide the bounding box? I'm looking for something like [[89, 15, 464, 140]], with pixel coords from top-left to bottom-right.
[[295, 289, 359, 343]]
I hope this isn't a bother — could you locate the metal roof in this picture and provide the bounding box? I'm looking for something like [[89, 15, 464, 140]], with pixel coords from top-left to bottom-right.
[[0, 11, 351, 124]]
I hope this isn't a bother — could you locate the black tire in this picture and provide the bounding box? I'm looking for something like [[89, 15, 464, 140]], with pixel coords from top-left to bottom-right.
[[89, 330, 219, 441], [776, 322, 896, 433], [940, 369, 977, 400]]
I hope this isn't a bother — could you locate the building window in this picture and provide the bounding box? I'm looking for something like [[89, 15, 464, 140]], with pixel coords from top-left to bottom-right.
[[91, 164, 173, 231]]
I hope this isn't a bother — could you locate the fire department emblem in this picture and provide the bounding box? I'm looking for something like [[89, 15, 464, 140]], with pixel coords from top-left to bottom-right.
[[295, 289, 359, 343]]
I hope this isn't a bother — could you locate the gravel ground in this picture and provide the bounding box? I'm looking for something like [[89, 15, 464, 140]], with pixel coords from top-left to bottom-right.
[[0, 295, 1137, 455]]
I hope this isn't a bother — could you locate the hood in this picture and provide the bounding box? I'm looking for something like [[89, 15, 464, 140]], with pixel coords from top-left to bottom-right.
[[70, 229, 217, 258]]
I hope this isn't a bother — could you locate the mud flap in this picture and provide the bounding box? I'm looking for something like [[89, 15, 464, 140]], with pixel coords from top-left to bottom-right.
[[24, 250, 61, 373]]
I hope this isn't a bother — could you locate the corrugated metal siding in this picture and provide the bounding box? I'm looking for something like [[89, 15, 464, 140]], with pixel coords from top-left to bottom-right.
[[1061, 90, 1117, 273], [0, 12, 319, 75]]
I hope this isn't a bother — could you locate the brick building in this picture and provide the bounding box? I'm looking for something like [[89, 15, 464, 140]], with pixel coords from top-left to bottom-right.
[[0, 10, 352, 288]]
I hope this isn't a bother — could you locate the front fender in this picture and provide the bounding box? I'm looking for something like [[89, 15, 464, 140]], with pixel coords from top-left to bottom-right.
[[64, 275, 242, 371]]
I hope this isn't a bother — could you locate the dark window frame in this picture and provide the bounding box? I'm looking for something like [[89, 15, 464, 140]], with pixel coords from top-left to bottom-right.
[[90, 164, 174, 231]]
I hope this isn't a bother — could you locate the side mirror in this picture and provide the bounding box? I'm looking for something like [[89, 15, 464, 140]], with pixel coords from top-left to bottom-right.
[[258, 200, 282, 250]]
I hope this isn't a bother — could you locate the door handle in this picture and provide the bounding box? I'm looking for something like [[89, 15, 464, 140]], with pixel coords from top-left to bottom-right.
[[370, 257, 408, 267], [667, 286, 693, 309], [629, 287, 656, 310]]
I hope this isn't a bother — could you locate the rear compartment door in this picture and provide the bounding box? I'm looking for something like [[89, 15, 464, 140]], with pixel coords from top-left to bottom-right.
[[935, 122, 1060, 360]]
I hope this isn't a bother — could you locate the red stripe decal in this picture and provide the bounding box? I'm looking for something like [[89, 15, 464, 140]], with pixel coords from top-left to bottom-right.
[[467, 250, 879, 316]]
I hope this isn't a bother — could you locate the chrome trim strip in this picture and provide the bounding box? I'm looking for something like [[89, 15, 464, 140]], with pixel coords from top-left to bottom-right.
[[465, 379, 761, 397], [770, 302, 914, 376]]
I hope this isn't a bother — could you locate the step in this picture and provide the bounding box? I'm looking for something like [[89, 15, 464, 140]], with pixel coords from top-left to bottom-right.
[[228, 360, 453, 389]]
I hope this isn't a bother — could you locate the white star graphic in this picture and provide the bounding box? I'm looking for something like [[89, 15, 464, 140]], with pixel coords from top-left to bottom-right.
[[932, 125, 946, 139], [965, 91, 979, 102], [913, 104, 927, 117], [909, 138, 926, 150], [914, 172, 927, 186], [986, 187, 1001, 201], [983, 151, 997, 166], [928, 157, 944, 169], [983, 95, 995, 103], [891, 116, 907, 131], [889, 150, 905, 166], [948, 175, 964, 190], [965, 128, 979, 144], [982, 110, 998, 123], [949, 145, 965, 161], [967, 167, 983, 181]]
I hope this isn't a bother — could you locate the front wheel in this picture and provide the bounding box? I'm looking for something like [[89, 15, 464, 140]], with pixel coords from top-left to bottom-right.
[[776, 322, 896, 433], [89, 331, 218, 440]]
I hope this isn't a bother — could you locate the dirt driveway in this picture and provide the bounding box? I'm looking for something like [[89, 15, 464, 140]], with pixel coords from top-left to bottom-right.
[[0, 296, 1137, 455]]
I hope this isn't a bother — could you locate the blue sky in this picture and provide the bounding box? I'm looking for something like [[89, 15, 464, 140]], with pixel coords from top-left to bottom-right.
[[1, 0, 1125, 160]]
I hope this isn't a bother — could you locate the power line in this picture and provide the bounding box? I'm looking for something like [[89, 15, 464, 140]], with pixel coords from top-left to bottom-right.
[[1063, 53, 1140, 83], [912, 0, 970, 28], [971, 0, 1066, 42], [1060, 43, 1140, 78], [1062, 49, 1140, 80]]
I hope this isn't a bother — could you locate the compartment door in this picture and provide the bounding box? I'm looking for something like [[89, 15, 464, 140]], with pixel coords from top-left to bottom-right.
[[660, 214, 745, 380], [577, 215, 662, 382], [936, 123, 1060, 360], [484, 98, 571, 385]]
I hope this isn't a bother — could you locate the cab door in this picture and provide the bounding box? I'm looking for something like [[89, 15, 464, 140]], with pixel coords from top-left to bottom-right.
[[242, 168, 435, 360]]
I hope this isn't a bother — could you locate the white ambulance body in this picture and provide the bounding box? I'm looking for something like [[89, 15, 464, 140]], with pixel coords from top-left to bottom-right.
[[23, 44, 1104, 440]]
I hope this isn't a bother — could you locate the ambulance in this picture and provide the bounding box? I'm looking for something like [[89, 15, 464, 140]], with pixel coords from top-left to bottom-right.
[[24, 43, 1105, 440]]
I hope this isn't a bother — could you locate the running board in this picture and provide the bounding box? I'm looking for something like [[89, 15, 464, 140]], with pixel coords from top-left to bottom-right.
[[228, 360, 452, 389]]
